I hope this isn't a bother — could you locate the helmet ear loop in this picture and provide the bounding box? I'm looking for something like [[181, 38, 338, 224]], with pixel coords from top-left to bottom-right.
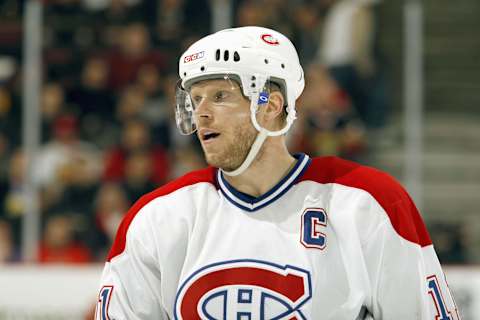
[[253, 92, 268, 117], [250, 90, 295, 137], [252, 91, 277, 130]]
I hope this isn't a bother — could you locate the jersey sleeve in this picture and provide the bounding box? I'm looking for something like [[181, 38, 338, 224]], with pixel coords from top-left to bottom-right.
[[95, 206, 169, 320], [362, 180, 460, 320], [94, 167, 215, 319]]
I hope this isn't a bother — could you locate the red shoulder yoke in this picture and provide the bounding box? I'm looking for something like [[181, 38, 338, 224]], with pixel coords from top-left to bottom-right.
[[107, 167, 216, 261], [299, 157, 432, 247]]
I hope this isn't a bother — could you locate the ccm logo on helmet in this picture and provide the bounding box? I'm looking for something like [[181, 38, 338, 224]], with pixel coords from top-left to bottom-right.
[[174, 259, 312, 319], [261, 34, 280, 45], [184, 51, 205, 63]]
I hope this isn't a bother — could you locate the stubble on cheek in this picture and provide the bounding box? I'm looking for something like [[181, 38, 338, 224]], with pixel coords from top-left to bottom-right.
[[203, 123, 257, 171]]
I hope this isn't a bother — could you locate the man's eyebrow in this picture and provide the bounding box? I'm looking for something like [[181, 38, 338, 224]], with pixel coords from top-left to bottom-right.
[[192, 84, 237, 92]]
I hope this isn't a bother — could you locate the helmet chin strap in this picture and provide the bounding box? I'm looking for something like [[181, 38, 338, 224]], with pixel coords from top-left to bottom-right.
[[221, 74, 296, 177], [221, 128, 268, 177]]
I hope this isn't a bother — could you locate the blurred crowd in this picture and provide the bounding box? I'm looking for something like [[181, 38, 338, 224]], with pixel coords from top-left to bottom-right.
[[4, 0, 456, 265]]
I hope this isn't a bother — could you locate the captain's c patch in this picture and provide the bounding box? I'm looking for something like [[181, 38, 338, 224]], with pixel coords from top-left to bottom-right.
[[300, 208, 327, 250]]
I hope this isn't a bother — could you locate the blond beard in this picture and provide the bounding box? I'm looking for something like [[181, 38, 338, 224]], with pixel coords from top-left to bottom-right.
[[203, 122, 259, 172]]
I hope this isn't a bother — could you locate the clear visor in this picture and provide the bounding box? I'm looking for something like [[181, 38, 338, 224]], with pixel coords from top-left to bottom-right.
[[175, 80, 196, 135], [175, 74, 272, 135]]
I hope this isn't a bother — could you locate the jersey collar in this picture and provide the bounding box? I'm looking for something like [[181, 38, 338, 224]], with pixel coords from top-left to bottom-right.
[[216, 153, 311, 212]]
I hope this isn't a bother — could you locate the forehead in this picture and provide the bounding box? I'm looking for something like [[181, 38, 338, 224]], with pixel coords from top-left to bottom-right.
[[189, 78, 242, 93]]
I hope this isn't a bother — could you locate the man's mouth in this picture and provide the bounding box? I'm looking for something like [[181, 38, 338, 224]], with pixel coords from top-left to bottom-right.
[[199, 129, 221, 142], [203, 132, 220, 141]]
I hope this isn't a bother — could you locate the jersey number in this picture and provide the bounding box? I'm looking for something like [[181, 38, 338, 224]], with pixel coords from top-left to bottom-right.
[[427, 275, 454, 320], [97, 285, 113, 320]]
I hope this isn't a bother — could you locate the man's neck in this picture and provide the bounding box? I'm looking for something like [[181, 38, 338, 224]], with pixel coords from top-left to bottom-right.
[[222, 140, 296, 198]]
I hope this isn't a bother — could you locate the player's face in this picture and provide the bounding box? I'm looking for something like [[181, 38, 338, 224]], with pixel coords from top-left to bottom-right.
[[190, 79, 257, 171]]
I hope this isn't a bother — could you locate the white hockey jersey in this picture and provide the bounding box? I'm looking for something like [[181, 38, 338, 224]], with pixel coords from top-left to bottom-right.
[[96, 154, 460, 319]]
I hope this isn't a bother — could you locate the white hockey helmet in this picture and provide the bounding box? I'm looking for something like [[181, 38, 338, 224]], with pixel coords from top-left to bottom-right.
[[176, 26, 305, 175]]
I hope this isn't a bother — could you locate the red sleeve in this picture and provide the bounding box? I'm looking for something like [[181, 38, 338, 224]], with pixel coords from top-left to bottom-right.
[[300, 156, 432, 247]]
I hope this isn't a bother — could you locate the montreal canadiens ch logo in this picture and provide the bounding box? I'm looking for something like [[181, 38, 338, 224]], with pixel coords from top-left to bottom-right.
[[261, 34, 280, 45], [174, 259, 312, 320]]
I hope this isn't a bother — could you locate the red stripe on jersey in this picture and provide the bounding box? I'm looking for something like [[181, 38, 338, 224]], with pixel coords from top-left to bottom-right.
[[106, 167, 217, 261], [299, 156, 432, 247]]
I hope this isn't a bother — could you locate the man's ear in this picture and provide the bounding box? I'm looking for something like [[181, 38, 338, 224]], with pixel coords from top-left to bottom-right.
[[262, 91, 285, 130]]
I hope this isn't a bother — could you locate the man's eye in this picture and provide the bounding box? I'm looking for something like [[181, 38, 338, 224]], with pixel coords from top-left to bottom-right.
[[214, 91, 227, 101], [192, 96, 202, 105]]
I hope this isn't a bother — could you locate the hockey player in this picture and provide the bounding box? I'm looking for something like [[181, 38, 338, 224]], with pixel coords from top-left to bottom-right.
[[96, 26, 460, 319]]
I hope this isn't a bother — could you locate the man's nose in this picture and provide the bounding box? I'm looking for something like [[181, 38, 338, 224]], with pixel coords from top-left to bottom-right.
[[194, 99, 213, 119]]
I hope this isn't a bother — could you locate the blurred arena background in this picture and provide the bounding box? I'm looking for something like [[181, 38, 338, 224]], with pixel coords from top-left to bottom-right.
[[0, 0, 479, 318]]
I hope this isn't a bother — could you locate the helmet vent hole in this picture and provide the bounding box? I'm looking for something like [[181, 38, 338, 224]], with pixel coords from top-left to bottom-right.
[[200, 66, 205, 71], [224, 50, 229, 61], [251, 83, 256, 88], [281, 63, 285, 69], [264, 59, 269, 64], [183, 72, 187, 76], [234, 51, 240, 62], [215, 49, 220, 61]]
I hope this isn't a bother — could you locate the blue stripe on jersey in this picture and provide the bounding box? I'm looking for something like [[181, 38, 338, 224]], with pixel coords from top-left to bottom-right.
[[217, 153, 311, 212]]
